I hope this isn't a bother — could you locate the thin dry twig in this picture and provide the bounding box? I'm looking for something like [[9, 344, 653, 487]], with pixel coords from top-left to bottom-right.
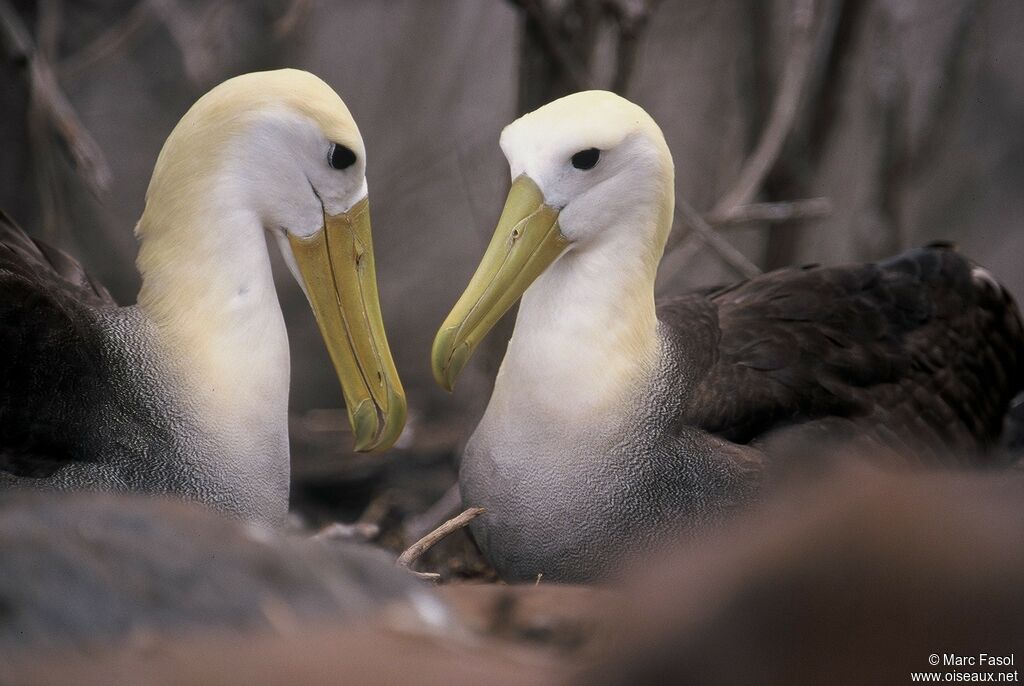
[[397, 506, 486, 582], [671, 197, 761, 278], [662, 195, 831, 284], [0, 0, 112, 197]]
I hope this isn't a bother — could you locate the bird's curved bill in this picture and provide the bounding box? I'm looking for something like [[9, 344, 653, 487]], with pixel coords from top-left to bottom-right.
[[289, 197, 406, 452], [432, 175, 568, 391]]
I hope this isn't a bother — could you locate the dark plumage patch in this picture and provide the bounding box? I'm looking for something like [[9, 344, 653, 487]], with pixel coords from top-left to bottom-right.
[[0, 212, 117, 476], [666, 245, 1024, 459]]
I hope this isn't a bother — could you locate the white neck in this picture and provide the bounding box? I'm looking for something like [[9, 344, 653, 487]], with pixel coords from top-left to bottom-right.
[[135, 186, 290, 445], [491, 219, 665, 427]]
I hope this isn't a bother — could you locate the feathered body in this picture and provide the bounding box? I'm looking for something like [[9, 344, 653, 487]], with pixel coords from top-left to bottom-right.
[[0, 213, 289, 521], [445, 91, 1024, 581], [0, 70, 404, 524], [464, 247, 1024, 581]]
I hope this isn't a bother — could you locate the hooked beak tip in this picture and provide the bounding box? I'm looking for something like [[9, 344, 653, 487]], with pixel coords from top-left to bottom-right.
[[433, 365, 455, 393], [353, 387, 408, 453], [431, 328, 467, 393], [350, 400, 381, 452], [440, 374, 455, 394]]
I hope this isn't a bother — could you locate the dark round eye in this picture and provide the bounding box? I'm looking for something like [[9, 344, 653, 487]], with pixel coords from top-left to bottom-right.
[[571, 148, 600, 170], [328, 143, 357, 170]]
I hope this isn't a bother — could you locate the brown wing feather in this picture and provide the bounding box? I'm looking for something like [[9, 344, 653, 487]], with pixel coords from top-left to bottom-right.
[[669, 246, 1024, 456], [0, 212, 119, 476], [0, 211, 115, 308]]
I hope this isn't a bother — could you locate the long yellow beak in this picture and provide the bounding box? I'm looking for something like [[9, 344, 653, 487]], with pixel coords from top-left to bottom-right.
[[432, 175, 569, 391], [289, 197, 406, 452]]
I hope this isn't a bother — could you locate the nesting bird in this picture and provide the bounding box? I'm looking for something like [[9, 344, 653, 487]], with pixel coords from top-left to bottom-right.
[[0, 70, 405, 524], [433, 91, 1024, 581]]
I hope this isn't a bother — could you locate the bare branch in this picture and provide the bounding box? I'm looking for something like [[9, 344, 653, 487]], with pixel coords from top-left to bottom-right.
[[659, 197, 829, 288], [29, 58, 114, 194], [670, 197, 762, 278], [707, 0, 818, 222], [59, 1, 152, 79], [0, 0, 113, 195], [713, 197, 832, 228], [397, 507, 486, 582]]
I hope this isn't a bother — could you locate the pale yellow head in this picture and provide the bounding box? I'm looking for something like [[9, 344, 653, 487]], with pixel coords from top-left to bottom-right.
[[433, 90, 675, 394], [500, 90, 674, 246], [136, 69, 405, 453], [138, 69, 366, 248]]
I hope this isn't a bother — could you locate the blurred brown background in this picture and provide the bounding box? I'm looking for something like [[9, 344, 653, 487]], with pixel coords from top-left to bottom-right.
[[2, 0, 1022, 517]]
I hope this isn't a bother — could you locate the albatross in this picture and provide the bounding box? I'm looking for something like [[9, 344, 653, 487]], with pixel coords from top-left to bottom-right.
[[0, 70, 405, 525], [432, 90, 1024, 581]]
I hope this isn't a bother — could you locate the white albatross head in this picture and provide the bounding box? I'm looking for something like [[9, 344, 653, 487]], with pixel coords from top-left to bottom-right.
[[432, 90, 675, 391], [136, 69, 406, 453]]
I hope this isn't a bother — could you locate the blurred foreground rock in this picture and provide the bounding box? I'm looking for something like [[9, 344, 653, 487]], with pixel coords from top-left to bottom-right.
[[585, 466, 1024, 686], [0, 492, 438, 656], [2, 466, 1022, 685]]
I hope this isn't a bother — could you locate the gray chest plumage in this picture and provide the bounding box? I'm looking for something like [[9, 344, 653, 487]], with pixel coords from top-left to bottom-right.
[[459, 336, 751, 582], [460, 429, 720, 582]]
